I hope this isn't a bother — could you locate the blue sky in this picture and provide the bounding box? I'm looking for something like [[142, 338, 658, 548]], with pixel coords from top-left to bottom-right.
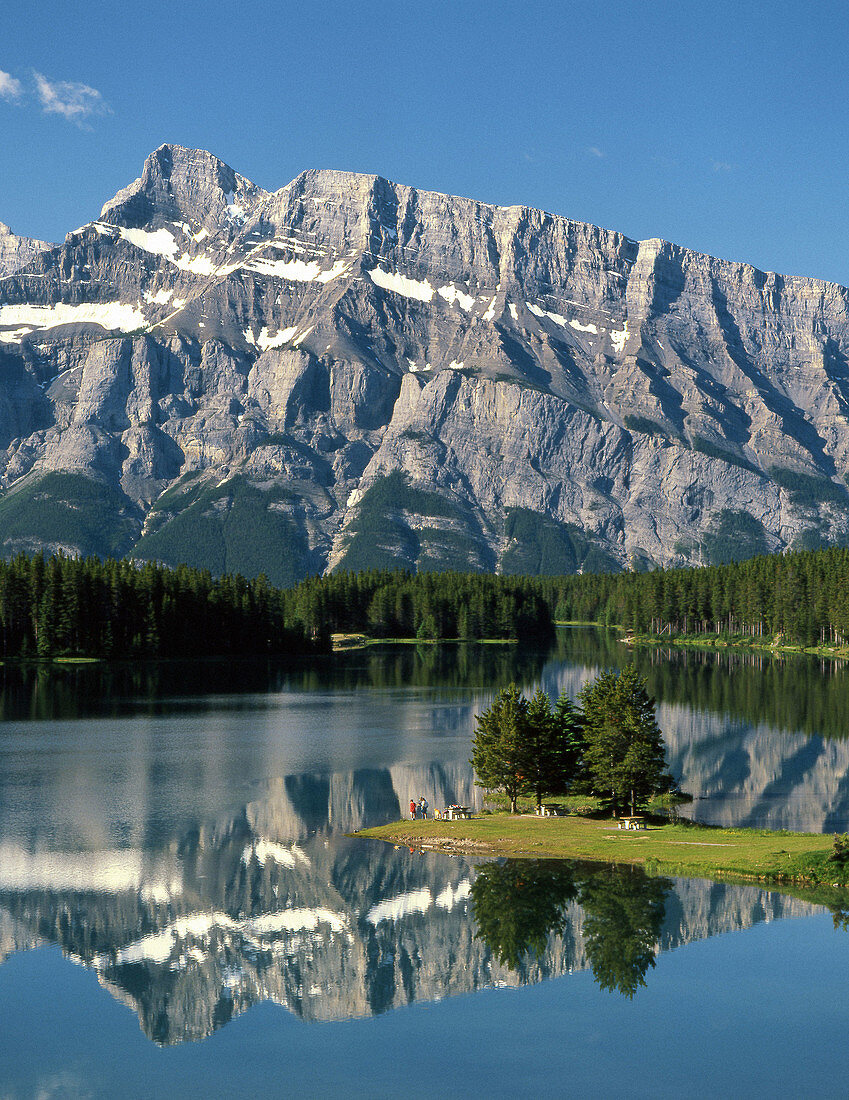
[[2, 0, 848, 284]]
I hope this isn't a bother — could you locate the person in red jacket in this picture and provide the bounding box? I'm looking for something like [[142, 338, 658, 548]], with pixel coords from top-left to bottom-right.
[[410, 798, 417, 819]]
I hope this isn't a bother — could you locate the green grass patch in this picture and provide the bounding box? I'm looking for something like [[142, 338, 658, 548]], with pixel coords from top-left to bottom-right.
[[354, 813, 849, 889]]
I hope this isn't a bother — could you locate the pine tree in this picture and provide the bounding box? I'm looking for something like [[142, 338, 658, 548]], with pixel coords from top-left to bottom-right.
[[579, 666, 673, 816], [470, 684, 529, 813]]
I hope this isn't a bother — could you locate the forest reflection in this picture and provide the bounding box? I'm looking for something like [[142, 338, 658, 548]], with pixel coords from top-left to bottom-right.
[[0, 629, 848, 740], [472, 860, 672, 998]]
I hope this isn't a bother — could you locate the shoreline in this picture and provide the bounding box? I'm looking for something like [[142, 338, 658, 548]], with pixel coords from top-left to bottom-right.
[[353, 814, 849, 893], [623, 630, 849, 661]]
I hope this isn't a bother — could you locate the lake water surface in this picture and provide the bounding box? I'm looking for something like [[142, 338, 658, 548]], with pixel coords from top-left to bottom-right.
[[1, 631, 848, 1097]]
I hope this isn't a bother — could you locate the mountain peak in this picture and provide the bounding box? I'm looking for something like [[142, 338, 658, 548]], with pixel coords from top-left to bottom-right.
[[100, 144, 268, 232]]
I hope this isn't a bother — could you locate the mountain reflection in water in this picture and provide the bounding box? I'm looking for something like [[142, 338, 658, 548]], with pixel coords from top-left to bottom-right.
[[0, 772, 828, 1045], [1, 631, 849, 1046]]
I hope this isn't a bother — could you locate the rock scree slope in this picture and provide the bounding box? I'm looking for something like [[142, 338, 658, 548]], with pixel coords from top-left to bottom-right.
[[2, 144, 849, 581]]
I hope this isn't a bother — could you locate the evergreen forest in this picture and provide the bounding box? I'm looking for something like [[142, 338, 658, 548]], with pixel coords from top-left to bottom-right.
[[4, 543, 849, 661], [535, 545, 849, 648]]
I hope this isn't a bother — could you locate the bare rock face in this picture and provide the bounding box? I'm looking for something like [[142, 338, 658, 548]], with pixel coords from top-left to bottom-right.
[[0, 222, 53, 278], [2, 144, 849, 579]]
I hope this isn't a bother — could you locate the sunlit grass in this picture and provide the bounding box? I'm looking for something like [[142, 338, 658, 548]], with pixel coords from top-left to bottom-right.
[[355, 813, 849, 888]]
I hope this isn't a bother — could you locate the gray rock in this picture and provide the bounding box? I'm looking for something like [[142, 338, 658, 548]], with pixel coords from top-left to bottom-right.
[[3, 144, 849, 578]]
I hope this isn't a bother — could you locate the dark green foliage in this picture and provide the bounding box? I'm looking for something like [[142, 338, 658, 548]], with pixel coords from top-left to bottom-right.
[[470, 684, 529, 813], [134, 476, 311, 587], [471, 858, 671, 998], [336, 471, 482, 573], [690, 436, 759, 474], [522, 689, 585, 813], [534, 543, 849, 649], [416, 527, 492, 573], [579, 666, 673, 815], [624, 415, 669, 438], [579, 865, 672, 997], [470, 683, 585, 811], [501, 509, 608, 576], [287, 569, 552, 643], [0, 553, 319, 660], [830, 835, 849, 864], [471, 860, 577, 969], [0, 473, 139, 560], [769, 467, 848, 506], [701, 509, 768, 565]]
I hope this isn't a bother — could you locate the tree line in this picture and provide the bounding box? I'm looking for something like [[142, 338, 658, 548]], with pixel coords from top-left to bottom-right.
[[0, 556, 553, 660], [471, 667, 675, 816], [7, 542, 849, 661], [535, 545, 849, 647], [0, 553, 316, 660]]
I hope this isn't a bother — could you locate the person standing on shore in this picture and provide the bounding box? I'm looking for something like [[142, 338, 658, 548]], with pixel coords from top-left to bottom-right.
[[419, 796, 428, 820], [410, 798, 417, 820]]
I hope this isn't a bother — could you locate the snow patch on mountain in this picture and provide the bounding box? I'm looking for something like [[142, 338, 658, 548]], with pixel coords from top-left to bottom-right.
[[368, 267, 434, 302], [0, 301, 146, 340]]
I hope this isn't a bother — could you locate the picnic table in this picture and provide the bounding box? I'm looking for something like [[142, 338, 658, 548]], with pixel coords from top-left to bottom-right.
[[618, 816, 646, 830], [537, 805, 563, 817], [440, 805, 473, 820]]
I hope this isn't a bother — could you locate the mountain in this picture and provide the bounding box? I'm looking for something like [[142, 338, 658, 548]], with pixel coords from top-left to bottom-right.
[[0, 222, 54, 278], [3, 144, 849, 580]]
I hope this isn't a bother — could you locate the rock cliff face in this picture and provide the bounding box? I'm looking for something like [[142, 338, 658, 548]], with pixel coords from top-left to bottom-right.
[[0, 222, 54, 278], [3, 144, 849, 579]]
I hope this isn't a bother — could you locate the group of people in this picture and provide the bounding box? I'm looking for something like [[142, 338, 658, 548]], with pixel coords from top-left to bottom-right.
[[409, 796, 429, 819]]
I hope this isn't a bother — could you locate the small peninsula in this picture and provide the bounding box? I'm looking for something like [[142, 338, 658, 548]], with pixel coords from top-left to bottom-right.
[[354, 814, 849, 892]]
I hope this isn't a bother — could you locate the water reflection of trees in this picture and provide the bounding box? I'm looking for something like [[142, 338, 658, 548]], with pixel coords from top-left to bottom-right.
[[470, 860, 578, 970], [3, 629, 849, 740], [471, 859, 671, 997], [579, 865, 670, 997], [0, 643, 553, 721]]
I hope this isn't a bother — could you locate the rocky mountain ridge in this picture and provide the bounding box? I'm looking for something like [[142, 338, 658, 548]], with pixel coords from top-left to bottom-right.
[[3, 144, 849, 579]]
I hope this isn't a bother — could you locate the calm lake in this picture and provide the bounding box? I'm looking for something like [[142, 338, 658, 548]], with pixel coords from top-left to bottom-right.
[[1, 629, 848, 1098]]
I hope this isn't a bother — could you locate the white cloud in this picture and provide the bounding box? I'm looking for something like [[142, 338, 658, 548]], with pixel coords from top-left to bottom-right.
[[711, 160, 734, 172], [587, 146, 605, 159], [33, 71, 110, 124], [0, 70, 23, 101]]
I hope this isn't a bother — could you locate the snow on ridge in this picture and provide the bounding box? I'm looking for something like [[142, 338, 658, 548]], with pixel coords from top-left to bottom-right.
[[0, 301, 147, 341], [526, 301, 567, 326], [609, 321, 629, 353], [244, 325, 298, 351], [244, 256, 349, 284], [526, 302, 601, 338], [105, 222, 220, 277], [143, 287, 174, 305], [118, 226, 180, 259], [173, 253, 218, 276], [437, 283, 475, 311], [368, 267, 434, 302]]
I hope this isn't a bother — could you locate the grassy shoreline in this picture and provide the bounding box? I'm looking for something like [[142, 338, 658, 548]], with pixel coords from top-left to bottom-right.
[[354, 813, 849, 891], [625, 630, 849, 661]]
